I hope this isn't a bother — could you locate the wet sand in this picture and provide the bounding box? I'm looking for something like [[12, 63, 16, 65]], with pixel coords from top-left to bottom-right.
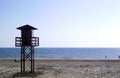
[[0, 58, 120, 78]]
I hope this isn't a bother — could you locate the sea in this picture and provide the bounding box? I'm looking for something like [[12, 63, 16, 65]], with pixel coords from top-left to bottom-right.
[[0, 48, 120, 58]]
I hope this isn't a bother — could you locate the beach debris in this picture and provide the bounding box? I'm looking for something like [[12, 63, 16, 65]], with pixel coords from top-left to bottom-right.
[[14, 59, 20, 62]]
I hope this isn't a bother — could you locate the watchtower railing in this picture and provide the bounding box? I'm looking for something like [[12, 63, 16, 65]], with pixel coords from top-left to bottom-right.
[[15, 37, 22, 47], [15, 37, 39, 47], [31, 37, 39, 46]]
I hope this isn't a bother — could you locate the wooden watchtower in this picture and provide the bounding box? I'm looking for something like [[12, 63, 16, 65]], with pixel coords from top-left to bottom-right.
[[15, 24, 39, 73]]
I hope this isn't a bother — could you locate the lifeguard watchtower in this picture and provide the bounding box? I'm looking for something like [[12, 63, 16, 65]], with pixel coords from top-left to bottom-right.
[[15, 24, 39, 73]]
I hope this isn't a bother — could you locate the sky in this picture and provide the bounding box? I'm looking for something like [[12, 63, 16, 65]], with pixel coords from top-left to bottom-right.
[[1, 0, 120, 47]]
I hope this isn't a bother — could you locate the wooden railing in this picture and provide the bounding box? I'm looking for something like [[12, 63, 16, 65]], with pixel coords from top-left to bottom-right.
[[15, 37, 39, 47]]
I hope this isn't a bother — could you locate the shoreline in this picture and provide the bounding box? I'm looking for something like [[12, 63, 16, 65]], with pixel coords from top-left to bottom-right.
[[0, 58, 120, 61]]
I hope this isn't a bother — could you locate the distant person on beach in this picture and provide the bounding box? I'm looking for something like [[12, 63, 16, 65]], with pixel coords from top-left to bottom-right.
[[105, 56, 107, 58], [118, 56, 120, 59]]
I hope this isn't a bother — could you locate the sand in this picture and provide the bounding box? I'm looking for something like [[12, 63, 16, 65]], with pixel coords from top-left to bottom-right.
[[0, 58, 120, 78]]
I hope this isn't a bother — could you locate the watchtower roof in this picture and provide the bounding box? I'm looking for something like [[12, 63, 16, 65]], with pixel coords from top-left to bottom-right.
[[17, 24, 37, 30]]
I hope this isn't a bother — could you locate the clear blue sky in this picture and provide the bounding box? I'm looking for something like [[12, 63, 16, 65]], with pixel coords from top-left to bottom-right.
[[1, 0, 120, 47]]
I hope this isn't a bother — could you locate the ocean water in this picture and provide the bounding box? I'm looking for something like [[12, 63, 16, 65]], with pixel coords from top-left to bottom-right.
[[0, 48, 120, 58]]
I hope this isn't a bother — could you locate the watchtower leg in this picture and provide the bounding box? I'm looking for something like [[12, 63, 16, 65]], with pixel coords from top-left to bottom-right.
[[31, 47, 34, 73], [21, 47, 23, 73], [23, 47, 25, 72], [21, 47, 25, 73], [33, 47, 35, 72]]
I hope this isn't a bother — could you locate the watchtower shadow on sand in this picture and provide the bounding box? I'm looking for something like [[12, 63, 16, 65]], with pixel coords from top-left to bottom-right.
[[12, 71, 43, 77]]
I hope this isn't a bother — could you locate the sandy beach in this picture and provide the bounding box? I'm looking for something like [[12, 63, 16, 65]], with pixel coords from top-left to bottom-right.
[[0, 58, 120, 78]]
